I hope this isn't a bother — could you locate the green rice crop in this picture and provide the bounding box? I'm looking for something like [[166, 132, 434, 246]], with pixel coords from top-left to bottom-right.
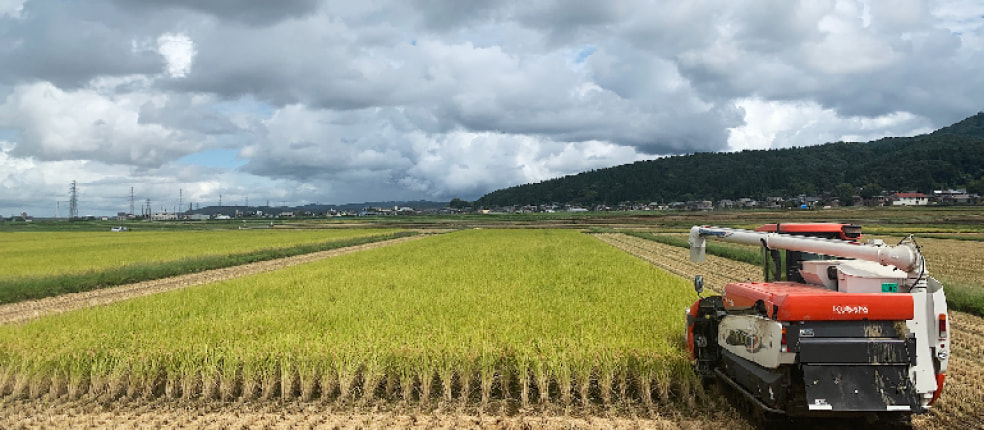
[[0, 229, 698, 406], [939, 279, 984, 316], [0, 230, 414, 304], [0, 229, 401, 278]]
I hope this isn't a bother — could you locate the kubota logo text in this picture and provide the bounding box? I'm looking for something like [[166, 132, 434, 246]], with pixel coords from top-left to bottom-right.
[[832, 305, 869, 315]]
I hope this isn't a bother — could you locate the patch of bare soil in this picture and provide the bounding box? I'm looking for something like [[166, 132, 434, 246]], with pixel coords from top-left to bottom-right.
[[0, 234, 428, 326], [595, 233, 984, 430]]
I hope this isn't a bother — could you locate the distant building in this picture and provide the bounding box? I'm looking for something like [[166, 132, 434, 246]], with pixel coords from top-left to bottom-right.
[[892, 193, 929, 206], [737, 198, 758, 208], [686, 201, 713, 211], [934, 189, 975, 205], [151, 212, 178, 221]]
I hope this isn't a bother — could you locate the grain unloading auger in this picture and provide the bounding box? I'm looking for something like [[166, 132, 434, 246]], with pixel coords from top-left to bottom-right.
[[685, 224, 948, 425]]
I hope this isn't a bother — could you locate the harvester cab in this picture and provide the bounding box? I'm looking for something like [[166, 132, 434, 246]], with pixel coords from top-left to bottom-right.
[[685, 223, 949, 426], [755, 223, 861, 284]]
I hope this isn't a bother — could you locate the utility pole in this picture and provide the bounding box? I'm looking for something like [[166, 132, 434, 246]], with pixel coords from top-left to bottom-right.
[[68, 180, 79, 219]]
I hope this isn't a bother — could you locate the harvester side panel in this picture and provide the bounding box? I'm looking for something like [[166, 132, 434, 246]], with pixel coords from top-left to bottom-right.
[[723, 282, 915, 321]]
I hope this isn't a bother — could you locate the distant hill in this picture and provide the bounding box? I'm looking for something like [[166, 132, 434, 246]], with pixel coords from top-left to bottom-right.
[[476, 112, 984, 207], [188, 200, 447, 216]]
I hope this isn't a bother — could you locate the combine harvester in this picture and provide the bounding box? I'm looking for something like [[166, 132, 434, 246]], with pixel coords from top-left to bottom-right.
[[686, 224, 948, 427]]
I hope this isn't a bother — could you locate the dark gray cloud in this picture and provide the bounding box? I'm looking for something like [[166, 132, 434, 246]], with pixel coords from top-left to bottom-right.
[[137, 95, 241, 136], [410, 0, 501, 31], [0, 1, 162, 88], [110, 0, 321, 26]]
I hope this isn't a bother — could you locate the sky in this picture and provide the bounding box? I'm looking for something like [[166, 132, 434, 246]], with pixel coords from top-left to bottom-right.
[[1, 0, 983, 216]]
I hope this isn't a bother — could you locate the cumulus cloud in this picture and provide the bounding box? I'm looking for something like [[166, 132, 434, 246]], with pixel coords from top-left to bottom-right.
[[239, 104, 646, 200], [156, 33, 196, 78], [727, 98, 934, 151], [0, 79, 197, 167], [0, 0, 983, 216]]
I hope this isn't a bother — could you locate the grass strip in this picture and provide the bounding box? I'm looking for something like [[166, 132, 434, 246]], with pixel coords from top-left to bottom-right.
[[916, 234, 984, 242], [939, 279, 984, 316], [0, 230, 417, 305]]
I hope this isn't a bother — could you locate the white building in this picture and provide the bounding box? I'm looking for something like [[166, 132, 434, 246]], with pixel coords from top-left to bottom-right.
[[892, 193, 929, 206], [151, 212, 178, 220]]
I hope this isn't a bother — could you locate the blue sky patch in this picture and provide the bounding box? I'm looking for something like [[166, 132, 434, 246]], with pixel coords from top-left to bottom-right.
[[574, 45, 597, 64]]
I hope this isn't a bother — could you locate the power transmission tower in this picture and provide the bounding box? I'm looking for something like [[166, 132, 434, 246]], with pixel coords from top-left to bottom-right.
[[130, 187, 135, 216], [179, 189, 183, 214], [68, 180, 79, 219]]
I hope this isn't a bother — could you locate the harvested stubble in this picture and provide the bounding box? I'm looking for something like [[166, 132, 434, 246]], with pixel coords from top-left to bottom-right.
[[0, 229, 698, 408]]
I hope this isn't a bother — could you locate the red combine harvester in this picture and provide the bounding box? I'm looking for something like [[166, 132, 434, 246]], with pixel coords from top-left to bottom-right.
[[685, 223, 948, 426]]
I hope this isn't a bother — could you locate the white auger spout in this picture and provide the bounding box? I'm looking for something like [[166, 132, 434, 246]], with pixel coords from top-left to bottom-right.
[[688, 225, 923, 278]]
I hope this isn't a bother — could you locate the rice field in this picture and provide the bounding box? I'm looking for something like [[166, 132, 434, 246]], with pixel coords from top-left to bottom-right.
[[0, 229, 698, 407], [904, 237, 984, 287], [0, 229, 401, 279]]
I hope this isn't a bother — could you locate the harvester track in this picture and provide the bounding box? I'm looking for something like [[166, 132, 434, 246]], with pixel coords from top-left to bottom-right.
[[593, 233, 761, 294]]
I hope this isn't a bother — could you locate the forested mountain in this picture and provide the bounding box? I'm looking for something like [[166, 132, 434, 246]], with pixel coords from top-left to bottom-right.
[[476, 112, 984, 207]]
